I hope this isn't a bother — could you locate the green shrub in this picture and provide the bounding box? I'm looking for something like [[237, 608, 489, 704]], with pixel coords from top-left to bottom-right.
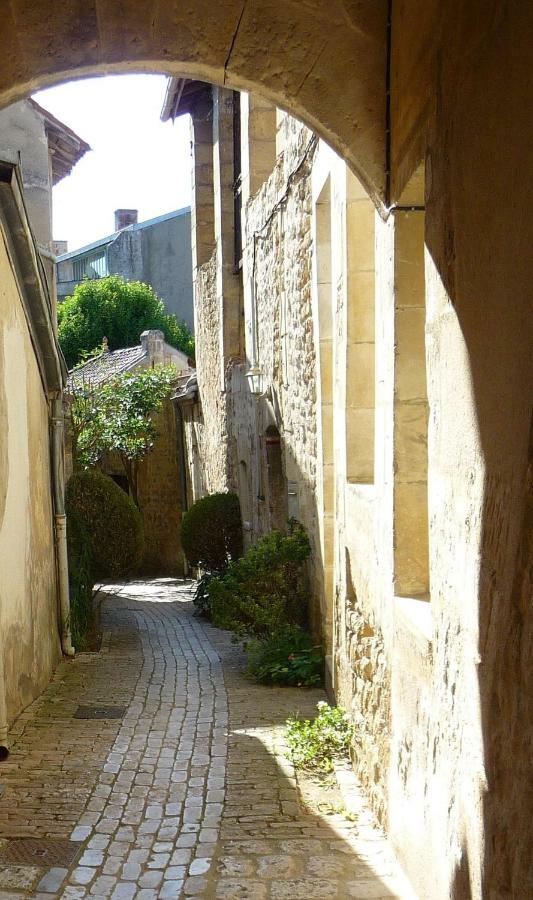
[[246, 625, 324, 686], [192, 572, 215, 618], [58, 275, 194, 368], [66, 468, 144, 581], [286, 702, 355, 773], [66, 509, 95, 650], [181, 492, 243, 573], [208, 525, 311, 637]]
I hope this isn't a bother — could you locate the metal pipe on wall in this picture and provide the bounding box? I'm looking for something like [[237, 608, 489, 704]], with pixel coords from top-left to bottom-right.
[[51, 396, 75, 657]]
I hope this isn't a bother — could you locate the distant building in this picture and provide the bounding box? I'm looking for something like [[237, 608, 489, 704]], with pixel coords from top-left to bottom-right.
[[56, 207, 194, 330], [66, 330, 192, 576]]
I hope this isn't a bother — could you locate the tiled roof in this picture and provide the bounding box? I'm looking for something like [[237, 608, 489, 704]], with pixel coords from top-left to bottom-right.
[[67, 346, 146, 391]]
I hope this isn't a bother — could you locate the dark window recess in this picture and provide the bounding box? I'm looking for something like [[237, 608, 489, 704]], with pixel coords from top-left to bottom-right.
[[233, 90, 242, 272], [110, 473, 130, 494], [265, 425, 288, 529]]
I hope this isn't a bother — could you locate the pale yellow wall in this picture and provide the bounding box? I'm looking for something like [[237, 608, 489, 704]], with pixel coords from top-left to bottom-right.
[[0, 230, 60, 725]]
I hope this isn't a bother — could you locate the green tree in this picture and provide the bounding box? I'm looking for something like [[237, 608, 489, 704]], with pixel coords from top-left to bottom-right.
[[69, 365, 174, 505], [58, 275, 194, 368]]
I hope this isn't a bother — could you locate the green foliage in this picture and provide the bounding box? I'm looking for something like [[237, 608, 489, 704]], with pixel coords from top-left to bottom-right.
[[286, 702, 355, 773], [69, 365, 174, 504], [66, 508, 95, 650], [181, 493, 243, 574], [246, 625, 324, 686], [58, 275, 194, 368], [66, 469, 144, 581], [208, 525, 311, 637], [192, 572, 215, 618]]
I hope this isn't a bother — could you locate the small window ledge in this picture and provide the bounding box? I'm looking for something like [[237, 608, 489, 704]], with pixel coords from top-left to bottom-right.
[[394, 594, 433, 648], [345, 481, 376, 499]]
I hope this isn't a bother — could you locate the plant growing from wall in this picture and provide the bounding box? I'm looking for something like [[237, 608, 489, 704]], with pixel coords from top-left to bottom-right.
[[58, 275, 194, 368], [207, 524, 311, 637], [286, 702, 355, 773], [181, 492, 243, 575], [69, 365, 174, 505], [246, 625, 324, 686]]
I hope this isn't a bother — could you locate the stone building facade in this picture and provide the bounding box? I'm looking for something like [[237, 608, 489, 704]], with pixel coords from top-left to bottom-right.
[[169, 78, 533, 900], [56, 207, 194, 329], [67, 330, 191, 576]]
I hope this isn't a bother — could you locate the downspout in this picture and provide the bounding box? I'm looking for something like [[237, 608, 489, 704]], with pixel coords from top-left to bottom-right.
[[51, 395, 75, 657]]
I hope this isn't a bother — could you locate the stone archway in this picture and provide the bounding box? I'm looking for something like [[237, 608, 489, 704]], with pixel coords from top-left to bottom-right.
[[0, 0, 387, 206]]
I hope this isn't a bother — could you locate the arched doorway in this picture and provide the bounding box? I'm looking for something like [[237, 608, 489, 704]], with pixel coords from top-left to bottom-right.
[[0, 6, 531, 899], [0, 1, 387, 206]]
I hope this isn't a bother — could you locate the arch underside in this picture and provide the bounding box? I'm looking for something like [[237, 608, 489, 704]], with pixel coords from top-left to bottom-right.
[[0, 0, 387, 207]]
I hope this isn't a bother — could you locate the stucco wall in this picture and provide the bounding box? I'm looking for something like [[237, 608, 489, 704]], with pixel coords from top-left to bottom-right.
[[0, 100, 55, 296], [0, 100, 52, 251], [0, 230, 60, 725]]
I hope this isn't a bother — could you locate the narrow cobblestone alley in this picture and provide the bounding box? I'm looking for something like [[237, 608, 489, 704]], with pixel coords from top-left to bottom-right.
[[0, 581, 414, 899]]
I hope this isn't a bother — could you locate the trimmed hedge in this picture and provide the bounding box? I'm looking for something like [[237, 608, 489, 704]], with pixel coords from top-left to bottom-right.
[[208, 525, 311, 637], [66, 468, 144, 581], [181, 492, 243, 573]]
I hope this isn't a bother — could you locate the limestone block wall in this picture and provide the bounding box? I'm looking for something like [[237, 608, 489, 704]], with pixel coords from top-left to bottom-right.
[[238, 114, 321, 613], [0, 231, 60, 725], [184, 254, 233, 497]]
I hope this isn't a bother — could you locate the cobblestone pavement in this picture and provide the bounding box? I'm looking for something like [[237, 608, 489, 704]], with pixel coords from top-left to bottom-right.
[[0, 580, 415, 899]]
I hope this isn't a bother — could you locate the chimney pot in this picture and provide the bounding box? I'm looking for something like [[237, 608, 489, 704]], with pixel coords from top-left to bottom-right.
[[114, 208, 138, 231], [140, 330, 165, 364]]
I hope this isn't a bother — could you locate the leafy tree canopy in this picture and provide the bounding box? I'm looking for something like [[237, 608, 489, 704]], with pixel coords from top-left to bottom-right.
[[69, 365, 174, 505], [58, 275, 194, 368]]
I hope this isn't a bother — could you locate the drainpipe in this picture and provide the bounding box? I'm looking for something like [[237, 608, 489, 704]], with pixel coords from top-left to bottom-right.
[[51, 396, 75, 657]]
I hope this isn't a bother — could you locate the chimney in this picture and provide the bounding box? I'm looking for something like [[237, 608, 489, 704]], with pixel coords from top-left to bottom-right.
[[53, 240, 68, 256], [114, 208, 138, 231], [140, 329, 164, 365]]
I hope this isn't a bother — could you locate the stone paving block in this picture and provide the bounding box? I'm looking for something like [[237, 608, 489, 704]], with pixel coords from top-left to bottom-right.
[[183, 874, 209, 895], [217, 856, 255, 877], [36, 866, 69, 893], [70, 866, 97, 886], [271, 877, 338, 898], [159, 879, 185, 897], [1, 580, 412, 900], [215, 880, 268, 899]]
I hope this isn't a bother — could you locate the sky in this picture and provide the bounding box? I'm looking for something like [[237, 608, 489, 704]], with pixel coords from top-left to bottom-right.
[[33, 75, 192, 252]]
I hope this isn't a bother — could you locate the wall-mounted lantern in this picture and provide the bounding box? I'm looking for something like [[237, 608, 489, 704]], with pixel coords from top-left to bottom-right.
[[245, 365, 264, 396]]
